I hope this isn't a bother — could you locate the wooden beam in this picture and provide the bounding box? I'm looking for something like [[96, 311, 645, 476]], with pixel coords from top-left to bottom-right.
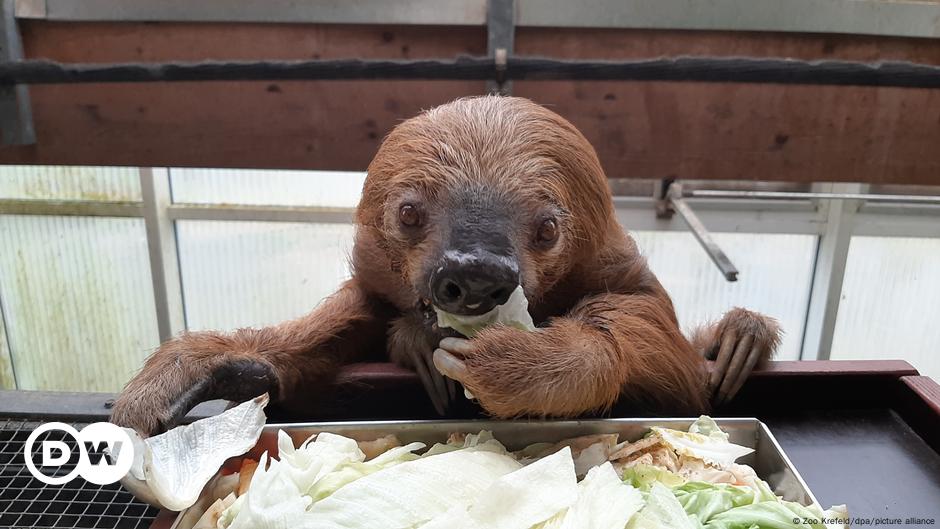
[[0, 22, 938, 185]]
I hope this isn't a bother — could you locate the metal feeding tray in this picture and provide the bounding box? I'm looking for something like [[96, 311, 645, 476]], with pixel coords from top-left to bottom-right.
[[165, 417, 820, 529]]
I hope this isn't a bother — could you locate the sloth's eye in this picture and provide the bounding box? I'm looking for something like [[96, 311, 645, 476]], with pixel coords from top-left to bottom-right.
[[399, 204, 421, 227], [537, 218, 558, 244]]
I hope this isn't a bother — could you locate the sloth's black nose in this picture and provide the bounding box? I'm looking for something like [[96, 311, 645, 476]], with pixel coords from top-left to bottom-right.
[[430, 251, 519, 316]]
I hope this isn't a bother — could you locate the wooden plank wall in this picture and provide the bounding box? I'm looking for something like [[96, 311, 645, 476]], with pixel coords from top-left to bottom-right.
[[0, 21, 938, 184]]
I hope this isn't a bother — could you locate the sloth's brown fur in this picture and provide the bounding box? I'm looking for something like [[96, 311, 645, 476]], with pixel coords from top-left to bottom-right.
[[112, 96, 779, 435]]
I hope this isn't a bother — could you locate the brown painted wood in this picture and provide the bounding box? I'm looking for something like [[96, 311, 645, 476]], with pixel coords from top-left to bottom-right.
[[0, 22, 486, 170], [903, 375, 940, 417], [514, 28, 940, 185], [334, 359, 921, 384], [0, 22, 938, 185], [745, 359, 919, 377], [896, 375, 940, 453]]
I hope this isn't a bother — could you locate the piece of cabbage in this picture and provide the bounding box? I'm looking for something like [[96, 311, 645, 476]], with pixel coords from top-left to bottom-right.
[[424, 430, 510, 457], [672, 482, 757, 524], [120, 394, 268, 511], [434, 285, 536, 338], [627, 482, 700, 529], [540, 462, 644, 529], [649, 427, 754, 468], [688, 416, 730, 442], [303, 447, 522, 528], [420, 447, 579, 529], [307, 442, 425, 501], [703, 500, 847, 529], [621, 463, 687, 491], [226, 453, 314, 529]]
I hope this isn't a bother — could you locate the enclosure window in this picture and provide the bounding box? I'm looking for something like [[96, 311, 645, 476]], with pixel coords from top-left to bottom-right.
[[830, 236, 940, 380], [633, 231, 816, 360], [177, 220, 355, 331]]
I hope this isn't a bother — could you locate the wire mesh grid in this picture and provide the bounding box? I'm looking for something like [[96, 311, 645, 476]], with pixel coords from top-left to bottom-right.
[[0, 418, 159, 529]]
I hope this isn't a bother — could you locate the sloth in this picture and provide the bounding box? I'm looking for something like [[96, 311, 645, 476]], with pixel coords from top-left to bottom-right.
[[111, 96, 780, 436]]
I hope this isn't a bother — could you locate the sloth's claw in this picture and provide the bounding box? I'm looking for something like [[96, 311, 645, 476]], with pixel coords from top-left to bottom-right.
[[439, 337, 474, 356], [410, 348, 451, 415], [713, 334, 753, 405], [433, 348, 469, 382]]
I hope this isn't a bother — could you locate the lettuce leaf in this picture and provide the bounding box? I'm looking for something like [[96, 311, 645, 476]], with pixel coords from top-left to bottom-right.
[[688, 416, 730, 442], [703, 500, 830, 529], [434, 285, 535, 338], [627, 482, 699, 529], [622, 464, 687, 491], [673, 482, 757, 524]]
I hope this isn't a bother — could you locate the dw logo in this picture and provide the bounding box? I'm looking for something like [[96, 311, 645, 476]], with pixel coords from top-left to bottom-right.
[[23, 422, 135, 485]]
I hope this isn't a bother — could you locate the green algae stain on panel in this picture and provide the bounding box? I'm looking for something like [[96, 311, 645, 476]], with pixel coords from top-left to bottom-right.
[[0, 215, 160, 392], [0, 167, 142, 202], [0, 309, 15, 389]]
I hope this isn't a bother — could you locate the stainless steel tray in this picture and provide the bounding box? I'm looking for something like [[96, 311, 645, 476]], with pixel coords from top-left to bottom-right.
[[169, 417, 818, 529]]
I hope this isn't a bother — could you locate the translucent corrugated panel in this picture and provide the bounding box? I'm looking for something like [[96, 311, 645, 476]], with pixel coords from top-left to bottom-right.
[[0, 166, 141, 201], [831, 236, 940, 379], [170, 169, 367, 207], [0, 312, 14, 389], [177, 220, 355, 331], [0, 215, 160, 391], [631, 231, 817, 360]]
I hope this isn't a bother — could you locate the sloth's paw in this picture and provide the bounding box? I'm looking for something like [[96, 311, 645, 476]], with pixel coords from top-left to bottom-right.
[[703, 308, 782, 405]]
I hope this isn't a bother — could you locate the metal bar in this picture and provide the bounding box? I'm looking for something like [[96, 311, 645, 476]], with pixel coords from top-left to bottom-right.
[[0, 198, 142, 216], [486, 0, 515, 95], [16, 0, 488, 25], [614, 197, 826, 235], [2, 194, 936, 237], [854, 210, 940, 239], [4, 56, 940, 88], [516, 0, 940, 39], [800, 183, 861, 361], [168, 203, 355, 224], [670, 196, 739, 281], [688, 189, 940, 205], [0, 389, 227, 420], [14, 0, 940, 40], [0, 289, 17, 389], [0, 0, 33, 145], [140, 168, 185, 342]]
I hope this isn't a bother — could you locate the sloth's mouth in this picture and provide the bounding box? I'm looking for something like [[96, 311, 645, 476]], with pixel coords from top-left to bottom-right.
[[416, 297, 435, 323], [416, 297, 462, 338]]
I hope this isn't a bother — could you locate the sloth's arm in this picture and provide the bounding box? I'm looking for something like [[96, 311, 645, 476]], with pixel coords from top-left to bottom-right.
[[111, 279, 386, 436], [434, 292, 711, 417]]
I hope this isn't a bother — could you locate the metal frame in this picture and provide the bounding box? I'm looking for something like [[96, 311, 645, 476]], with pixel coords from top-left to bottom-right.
[[0, 0, 33, 145], [140, 168, 185, 342], [0, 290, 15, 389], [0, 170, 939, 373], [486, 0, 515, 95], [800, 183, 862, 361], [15, 0, 940, 39]]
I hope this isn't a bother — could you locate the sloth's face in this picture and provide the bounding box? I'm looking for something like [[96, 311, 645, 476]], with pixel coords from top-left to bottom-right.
[[384, 180, 570, 317], [356, 96, 614, 316]]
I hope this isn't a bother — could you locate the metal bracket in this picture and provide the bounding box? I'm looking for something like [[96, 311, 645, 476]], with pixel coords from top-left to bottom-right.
[[486, 0, 515, 95], [0, 0, 34, 145], [665, 181, 740, 282]]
